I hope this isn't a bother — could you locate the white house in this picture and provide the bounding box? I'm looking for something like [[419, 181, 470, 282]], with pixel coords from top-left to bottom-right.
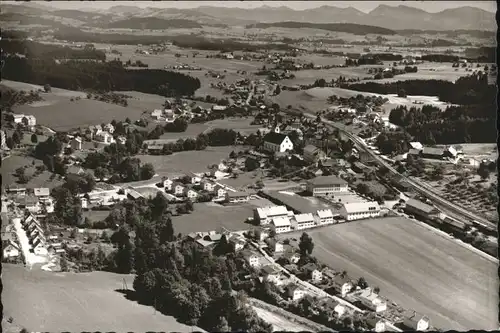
[[22, 115, 37, 127], [262, 132, 294, 153], [271, 216, 291, 234], [212, 105, 227, 112], [190, 174, 203, 184], [409, 142, 423, 151], [173, 183, 185, 196], [201, 180, 216, 192], [13, 113, 25, 123], [104, 123, 115, 134], [366, 315, 386, 333], [333, 275, 353, 297], [254, 206, 289, 225], [357, 288, 387, 312], [183, 188, 198, 200], [215, 185, 227, 198], [287, 284, 306, 301], [117, 136, 127, 145], [402, 311, 430, 331], [340, 202, 381, 221], [81, 197, 88, 209], [306, 176, 349, 197], [95, 131, 114, 144], [151, 109, 163, 119], [70, 137, 82, 150], [316, 209, 334, 224], [311, 269, 323, 283], [242, 249, 260, 268], [228, 235, 246, 252], [2, 239, 20, 258], [226, 191, 250, 203], [32, 237, 47, 256], [163, 178, 173, 190], [293, 213, 315, 230]]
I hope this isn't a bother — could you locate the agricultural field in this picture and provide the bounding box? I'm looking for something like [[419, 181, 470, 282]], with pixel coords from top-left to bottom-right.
[[279, 217, 498, 331], [172, 201, 254, 234], [136, 146, 234, 176], [252, 305, 313, 332], [2, 264, 203, 332], [1, 153, 64, 189]]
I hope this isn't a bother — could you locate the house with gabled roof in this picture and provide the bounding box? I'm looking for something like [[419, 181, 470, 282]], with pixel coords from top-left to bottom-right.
[[286, 284, 306, 301], [303, 145, 327, 163], [262, 132, 294, 153], [332, 274, 353, 297], [340, 202, 381, 221], [400, 310, 430, 331], [366, 314, 387, 332]]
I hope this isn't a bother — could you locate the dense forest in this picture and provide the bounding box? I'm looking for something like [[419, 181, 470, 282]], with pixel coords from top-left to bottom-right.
[[246, 22, 396, 35], [388, 104, 496, 144], [1, 39, 106, 61], [2, 56, 201, 97], [344, 72, 495, 105]]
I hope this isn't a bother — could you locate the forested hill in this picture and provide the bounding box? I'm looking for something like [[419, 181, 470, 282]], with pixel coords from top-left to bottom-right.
[[103, 17, 203, 29], [2, 56, 201, 97], [246, 22, 396, 35]]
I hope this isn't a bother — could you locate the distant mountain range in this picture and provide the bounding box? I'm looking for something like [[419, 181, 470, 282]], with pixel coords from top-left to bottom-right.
[[1, 3, 496, 31]]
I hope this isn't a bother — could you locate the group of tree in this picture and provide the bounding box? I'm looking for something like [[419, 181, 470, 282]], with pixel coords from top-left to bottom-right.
[[388, 103, 495, 145], [375, 130, 412, 155], [2, 55, 201, 97], [0, 85, 44, 111]]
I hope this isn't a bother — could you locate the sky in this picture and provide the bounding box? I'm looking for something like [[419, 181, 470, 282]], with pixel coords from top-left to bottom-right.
[[7, 1, 497, 13]]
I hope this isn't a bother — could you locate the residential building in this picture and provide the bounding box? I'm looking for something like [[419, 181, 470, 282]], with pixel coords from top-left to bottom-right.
[[212, 105, 227, 112], [183, 188, 198, 201], [404, 199, 440, 220], [283, 250, 300, 264], [215, 185, 227, 198], [226, 191, 250, 203], [366, 315, 387, 333], [241, 249, 260, 268], [286, 284, 306, 301], [81, 197, 88, 209], [173, 183, 185, 196], [70, 137, 82, 150], [0, 130, 6, 149], [271, 216, 291, 234], [306, 176, 349, 197], [323, 299, 346, 317], [357, 288, 387, 312], [201, 180, 216, 192], [409, 142, 423, 150], [24, 196, 40, 213], [34, 188, 50, 202], [333, 275, 353, 297], [262, 132, 294, 153], [265, 238, 284, 253], [3, 239, 20, 258], [7, 185, 27, 196], [316, 209, 334, 225], [339, 202, 381, 221], [189, 174, 202, 184], [95, 131, 114, 144], [303, 145, 327, 163], [13, 113, 25, 123], [262, 265, 281, 285], [162, 178, 173, 190], [104, 123, 115, 134], [22, 115, 37, 127], [147, 143, 163, 154], [401, 311, 430, 331], [151, 109, 163, 119], [228, 235, 246, 252], [293, 213, 315, 230], [32, 237, 47, 256], [254, 206, 289, 225], [302, 263, 323, 282]]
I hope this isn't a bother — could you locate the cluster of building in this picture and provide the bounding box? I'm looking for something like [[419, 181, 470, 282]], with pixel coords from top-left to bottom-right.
[[2, 220, 21, 260], [9, 112, 37, 129], [5, 186, 54, 215], [151, 108, 177, 123], [20, 214, 47, 256], [393, 142, 461, 163]]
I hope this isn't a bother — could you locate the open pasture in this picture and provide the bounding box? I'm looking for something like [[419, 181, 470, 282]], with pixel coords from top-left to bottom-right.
[[173, 201, 254, 234], [1, 153, 64, 189], [137, 146, 234, 175], [2, 264, 202, 332], [279, 217, 498, 331]]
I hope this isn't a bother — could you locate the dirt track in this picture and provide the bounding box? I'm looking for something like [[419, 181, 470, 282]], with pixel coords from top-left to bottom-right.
[[281, 217, 498, 330]]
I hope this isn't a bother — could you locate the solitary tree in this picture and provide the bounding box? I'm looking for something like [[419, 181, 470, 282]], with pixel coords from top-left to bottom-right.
[[299, 232, 314, 256], [44, 84, 51, 93], [31, 133, 38, 144]]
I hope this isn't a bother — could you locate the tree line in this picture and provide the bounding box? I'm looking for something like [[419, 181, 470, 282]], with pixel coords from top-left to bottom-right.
[[343, 72, 495, 105], [1, 39, 106, 60], [2, 55, 201, 97]]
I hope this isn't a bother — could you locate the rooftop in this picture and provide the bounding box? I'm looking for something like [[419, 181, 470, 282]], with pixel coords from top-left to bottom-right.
[[422, 147, 444, 156], [317, 209, 334, 219], [263, 132, 288, 145], [342, 201, 380, 214], [261, 264, 280, 275], [307, 176, 347, 187], [272, 216, 291, 227], [294, 213, 315, 223], [256, 205, 288, 219], [34, 188, 50, 197], [405, 199, 438, 214]]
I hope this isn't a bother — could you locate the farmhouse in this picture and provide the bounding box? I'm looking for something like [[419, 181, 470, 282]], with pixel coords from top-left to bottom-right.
[[303, 145, 327, 163], [70, 137, 82, 150], [3, 239, 20, 259], [254, 205, 289, 225], [306, 176, 348, 197], [316, 209, 334, 224], [226, 191, 250, 203], [262, 132, 294, 153], [339, 202, 381, 221], [286, 284, 306, 301], [400, 311, 430, 331], [241, 249, 260, 268], [293, 213, 315, 230], [404, 199, 440, 220], [271, 216, 291, 234]]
